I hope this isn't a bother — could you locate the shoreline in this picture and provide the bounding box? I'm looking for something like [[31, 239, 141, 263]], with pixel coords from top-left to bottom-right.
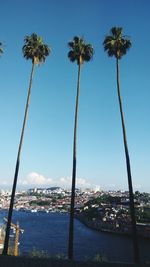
[[75, 214, 150, 239]]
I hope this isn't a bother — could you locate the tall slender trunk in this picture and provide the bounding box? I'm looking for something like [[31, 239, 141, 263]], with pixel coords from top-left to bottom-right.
[[3, 62, 35, 255], [116, 58, 140, 263], [68, 62, 81, 260]]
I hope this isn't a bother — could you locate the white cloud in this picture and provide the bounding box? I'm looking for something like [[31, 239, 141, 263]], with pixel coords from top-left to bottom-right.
[[0, 181, 9, 186], [21, 172, 53, 186], [20, 172, 93, 189], [59, 176, 92, 188], [59, 177, 68, 184], [76, 178, 91, 188], [134, 184, 142, 190], [105, 183, 116, 188]]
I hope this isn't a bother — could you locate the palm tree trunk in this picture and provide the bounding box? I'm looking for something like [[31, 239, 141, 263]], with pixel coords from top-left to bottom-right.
[[3, 62, 35, 255], [116, 58, 140, 263], [68, 62, 81, 260]]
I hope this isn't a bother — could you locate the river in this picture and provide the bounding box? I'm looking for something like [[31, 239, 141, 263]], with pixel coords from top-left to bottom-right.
[[0, 210, 149, 263]]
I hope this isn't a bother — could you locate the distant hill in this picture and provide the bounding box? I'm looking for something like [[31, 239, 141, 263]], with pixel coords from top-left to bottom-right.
[[46, 187, 62, 191]]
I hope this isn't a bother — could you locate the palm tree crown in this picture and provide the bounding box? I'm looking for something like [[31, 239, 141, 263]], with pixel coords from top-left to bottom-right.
[[68, 36, 94, 65], [22, 33, 50, 64], [0, 42, 3, 55], [103, 27, 131, 59]]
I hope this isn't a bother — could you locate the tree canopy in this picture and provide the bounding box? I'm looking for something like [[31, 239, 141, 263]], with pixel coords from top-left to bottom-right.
[[0, 42, 3, 55], [22, 33, 50, 64], [68, 36, 94, 65], [103, 27, 131, 59]]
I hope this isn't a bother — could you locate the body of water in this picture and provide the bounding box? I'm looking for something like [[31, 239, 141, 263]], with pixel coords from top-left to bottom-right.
[[0, 210, 149, 263]]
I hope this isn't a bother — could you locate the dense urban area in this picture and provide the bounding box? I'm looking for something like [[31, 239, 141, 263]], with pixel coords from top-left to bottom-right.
[[0, 187, 150, 238]]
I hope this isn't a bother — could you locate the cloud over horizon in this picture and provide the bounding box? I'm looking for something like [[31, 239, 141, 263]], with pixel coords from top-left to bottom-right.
[[19, 171, 94, 189], [21, 172, 53, 186], [0, 172, 144, 192]]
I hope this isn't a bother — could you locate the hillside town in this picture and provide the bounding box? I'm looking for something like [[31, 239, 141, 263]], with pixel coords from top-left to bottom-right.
[[0, 187, 150, 238]]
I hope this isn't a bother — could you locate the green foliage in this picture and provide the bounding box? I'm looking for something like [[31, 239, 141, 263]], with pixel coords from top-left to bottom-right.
[[85, 254, 108, 262], [84, 207, 99, 219], [0, 42, 3, 55], [52, 253, 67, 260], [134, 191, 150, 203], [103, 27, 131, 59], [30, 249, 67, 260], [87, 194, 121, 206], [56, 195, 64, 200], [68, 36, 94, 65], [30, 247, 49, 258], [29, 200, 51, 206], [22, 33, 50, 63], [92, 254, 108, 262], [136, 207, 150, 223]]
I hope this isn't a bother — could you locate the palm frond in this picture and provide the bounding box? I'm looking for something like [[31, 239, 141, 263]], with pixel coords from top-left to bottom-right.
[[111, 27, 122, 38], [0, 42, 3, 55], [68, 36, 94, 64], [22, 33, 51, 63], [103, 27, 131, 59]]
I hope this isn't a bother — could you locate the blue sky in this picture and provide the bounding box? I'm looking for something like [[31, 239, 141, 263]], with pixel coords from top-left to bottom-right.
[[0, 0, 150, 192]]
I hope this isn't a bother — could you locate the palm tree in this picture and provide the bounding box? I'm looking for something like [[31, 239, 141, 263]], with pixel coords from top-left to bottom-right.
[[3, 33, 50, 255], [0, 42, 3, 55], [68, 36, 94, 260], [103, 27, 140, 263]]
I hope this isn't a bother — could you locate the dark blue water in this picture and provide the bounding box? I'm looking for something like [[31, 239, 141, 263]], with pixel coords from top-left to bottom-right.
[[0, 210, 150, 263]]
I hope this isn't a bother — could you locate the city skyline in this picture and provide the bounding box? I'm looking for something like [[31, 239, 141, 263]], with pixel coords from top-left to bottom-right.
[[0, 0, 150, 192]]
